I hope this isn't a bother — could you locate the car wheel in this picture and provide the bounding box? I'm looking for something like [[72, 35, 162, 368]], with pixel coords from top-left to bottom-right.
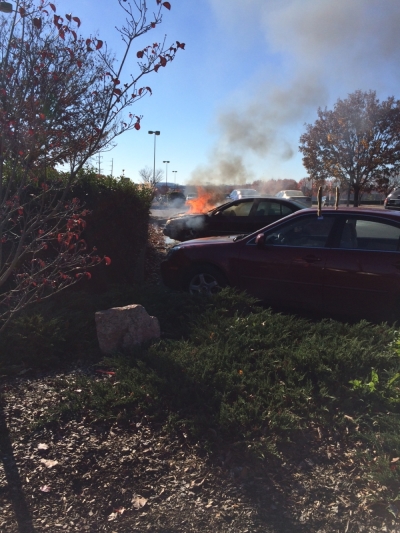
[[186, 265, 227, 295]]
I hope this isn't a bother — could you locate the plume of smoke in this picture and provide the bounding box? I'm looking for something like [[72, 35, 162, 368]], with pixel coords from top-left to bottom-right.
[[194, 0, 400, 186], [189, 151, 253, 186]]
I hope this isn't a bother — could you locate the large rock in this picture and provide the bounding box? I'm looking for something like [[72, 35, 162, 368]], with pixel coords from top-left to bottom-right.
[[95, 304, 160, 354]]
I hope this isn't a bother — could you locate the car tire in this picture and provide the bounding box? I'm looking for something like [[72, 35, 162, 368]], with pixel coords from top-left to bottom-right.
[[185, 265, 228, 295]]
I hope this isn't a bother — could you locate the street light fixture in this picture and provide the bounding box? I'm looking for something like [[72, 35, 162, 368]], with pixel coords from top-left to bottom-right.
[[163, 160, 170, 193], [0, 2, 13, 13], [148, 130, 160, 186], [172, 170, 177, 186]]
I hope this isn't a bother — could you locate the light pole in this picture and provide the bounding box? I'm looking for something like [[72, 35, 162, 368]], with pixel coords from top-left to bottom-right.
[[163, 160, 170, 193], [172, 170, 177, 187], [148, 130, 160, 186]]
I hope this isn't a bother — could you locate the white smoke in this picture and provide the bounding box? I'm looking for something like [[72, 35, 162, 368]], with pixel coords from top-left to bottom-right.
[[192, 0, 400, 184]]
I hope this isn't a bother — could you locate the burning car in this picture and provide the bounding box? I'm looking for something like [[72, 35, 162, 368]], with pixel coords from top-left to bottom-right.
[[163, 196, 306, 241]]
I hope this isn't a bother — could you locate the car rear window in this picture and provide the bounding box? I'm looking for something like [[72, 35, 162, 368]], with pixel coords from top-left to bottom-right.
[[340, 218, 400, 251], [255, 201, 294, 216]]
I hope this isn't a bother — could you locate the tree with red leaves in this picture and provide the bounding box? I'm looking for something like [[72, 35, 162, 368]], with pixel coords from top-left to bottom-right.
[[299, 90, 400, 207], [0, 0, 184, 329]]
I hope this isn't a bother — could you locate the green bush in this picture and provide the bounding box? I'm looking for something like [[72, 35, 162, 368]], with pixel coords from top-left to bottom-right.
[[71, 170, 153, 288], [43, 289, 399, 449]]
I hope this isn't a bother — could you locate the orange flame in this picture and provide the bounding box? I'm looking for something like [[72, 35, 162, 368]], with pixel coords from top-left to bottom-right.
[[185, 187, 217, 214]]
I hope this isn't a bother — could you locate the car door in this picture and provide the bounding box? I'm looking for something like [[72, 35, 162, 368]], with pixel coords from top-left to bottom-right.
[[236, 213, 336, 311], [323, 215, 400, 321], [247, 199, 298, 233], [211, 200, 256, 235]]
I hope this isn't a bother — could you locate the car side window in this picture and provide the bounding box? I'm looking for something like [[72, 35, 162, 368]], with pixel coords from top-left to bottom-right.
[[253, 201, 294, 216], [265, 216, 335, 247], [220, 201, 254, 217], [340, 218, 400, 251]]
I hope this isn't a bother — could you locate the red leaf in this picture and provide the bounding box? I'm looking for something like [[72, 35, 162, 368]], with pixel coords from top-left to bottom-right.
[[134, 122, 141, 130], [113, 88, 122, 96], [96, 39, 103, 50], [59, 29, 65, 40], [163, 1, 171, 9], [33, 17, 42, 29], [65, 13, 71, 22], [77, 59, 83, 68], [176, 41, 185, 49], [113, 78, 120, 85], [104, 256, 111, 266], [39, 113, 46, 120], [49, 3, 56, 12], [71, 30, 77, 41], [146, 86, 152, 95], [86, 38, 91, 46], [154, 64, 160, 73], [151, 22, 156, 28], [136, 50, 144, 58], [156, 0, 161, 4], [85, 272, 92, 279], [72, 16, 81, 27]]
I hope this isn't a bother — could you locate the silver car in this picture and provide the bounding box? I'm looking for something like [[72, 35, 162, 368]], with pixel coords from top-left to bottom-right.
[[384, 188, 400, 210]]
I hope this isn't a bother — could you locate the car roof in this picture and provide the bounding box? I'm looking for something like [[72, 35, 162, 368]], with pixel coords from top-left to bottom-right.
[[296, 207, 400, 220]]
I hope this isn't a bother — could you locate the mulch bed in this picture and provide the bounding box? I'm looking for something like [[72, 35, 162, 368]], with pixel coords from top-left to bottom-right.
[[0, 221, 399, 532]]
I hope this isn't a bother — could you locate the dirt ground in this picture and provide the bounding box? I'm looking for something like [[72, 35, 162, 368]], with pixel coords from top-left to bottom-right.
[[0, 222, 399, 533], [1, 369, 399, 533]]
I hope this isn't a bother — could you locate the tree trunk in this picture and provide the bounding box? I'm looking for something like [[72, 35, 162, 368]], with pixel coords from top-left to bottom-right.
[[353, 186, 360, 207]]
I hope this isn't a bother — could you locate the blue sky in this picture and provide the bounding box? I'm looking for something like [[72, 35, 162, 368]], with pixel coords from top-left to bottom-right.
[[64, 0, 400, 186]]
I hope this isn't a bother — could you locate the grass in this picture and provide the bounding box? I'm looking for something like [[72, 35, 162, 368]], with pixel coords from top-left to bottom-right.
[[2, 285, 400, 500]]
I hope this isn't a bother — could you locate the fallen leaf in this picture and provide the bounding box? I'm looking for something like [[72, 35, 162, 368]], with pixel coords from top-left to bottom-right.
[[40, 459, 58, 468], [132, 495, 147, 509], [40, 485, 51, 492], [37, 443, 49, 450]]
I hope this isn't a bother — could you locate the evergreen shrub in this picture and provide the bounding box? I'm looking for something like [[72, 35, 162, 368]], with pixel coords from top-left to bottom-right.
[[71, 170, 153, 288]]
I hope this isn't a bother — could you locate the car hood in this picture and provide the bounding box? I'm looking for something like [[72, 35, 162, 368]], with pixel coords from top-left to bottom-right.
[[166, 212, 208, 222], [178, 235, 241, 246]]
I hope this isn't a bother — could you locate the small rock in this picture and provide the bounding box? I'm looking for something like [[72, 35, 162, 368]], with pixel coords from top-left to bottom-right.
[[95, 304, 160, 354]]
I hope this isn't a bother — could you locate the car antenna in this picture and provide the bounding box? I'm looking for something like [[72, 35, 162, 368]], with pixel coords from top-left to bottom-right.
[[335, 186, 340, 210], [317, 186, 322, 217]]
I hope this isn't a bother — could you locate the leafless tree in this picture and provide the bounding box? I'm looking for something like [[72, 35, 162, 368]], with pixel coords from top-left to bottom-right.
[[139, 166, 164, 185]]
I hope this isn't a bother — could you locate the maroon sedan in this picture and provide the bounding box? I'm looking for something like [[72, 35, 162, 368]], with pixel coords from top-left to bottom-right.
[[161, 208, 400, 322]]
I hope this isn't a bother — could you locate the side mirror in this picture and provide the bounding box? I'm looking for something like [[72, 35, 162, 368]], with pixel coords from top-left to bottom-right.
[[255, 233, 265, 247]]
